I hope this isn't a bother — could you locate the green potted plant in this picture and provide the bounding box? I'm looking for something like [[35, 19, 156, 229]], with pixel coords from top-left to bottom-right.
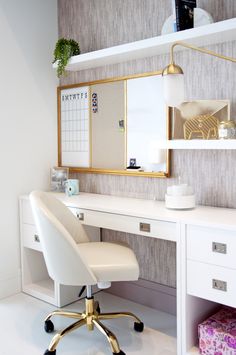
[[53, 38, 80, 77]]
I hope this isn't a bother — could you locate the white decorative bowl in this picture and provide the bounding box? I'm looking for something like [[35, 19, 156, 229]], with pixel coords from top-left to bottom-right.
[[165, 194, 195, 210]]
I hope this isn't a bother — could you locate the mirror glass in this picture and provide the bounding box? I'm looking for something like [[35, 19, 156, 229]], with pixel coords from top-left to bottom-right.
[[58, 72, 170, 177]]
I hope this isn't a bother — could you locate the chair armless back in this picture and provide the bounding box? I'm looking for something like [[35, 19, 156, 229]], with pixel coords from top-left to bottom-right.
[[29, 191, 97, 286]]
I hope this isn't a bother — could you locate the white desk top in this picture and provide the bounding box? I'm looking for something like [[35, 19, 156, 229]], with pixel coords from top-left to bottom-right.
[[21, 192, 236, 231], [46, 192, 236, 232]]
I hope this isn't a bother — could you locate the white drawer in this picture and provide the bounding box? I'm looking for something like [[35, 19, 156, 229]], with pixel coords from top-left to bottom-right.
[[187, 260, 236, 308], [21, 199, 35, 225], [22, 224, 42, 251], [70, 208, 176, 242], [187, 225, 236, 269]]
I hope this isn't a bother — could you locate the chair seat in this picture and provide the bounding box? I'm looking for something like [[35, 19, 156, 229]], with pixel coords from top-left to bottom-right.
[[78, 242, 139, 282]]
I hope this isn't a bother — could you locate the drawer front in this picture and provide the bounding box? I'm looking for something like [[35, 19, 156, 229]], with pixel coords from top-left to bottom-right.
[[22, 224, 42, 251], [22, 199, 35, 225], [187, 225, 236, 269], [187, 260, 236, 308], [70, 208, 176, 242]]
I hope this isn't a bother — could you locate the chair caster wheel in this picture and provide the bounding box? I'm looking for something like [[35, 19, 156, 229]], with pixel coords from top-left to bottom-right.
[[44, 350, 56, 355], [134, 321, 144, 332], [44, 319, 54, 333], [95, 301, 100, 314], [113, 351, 125, 355]]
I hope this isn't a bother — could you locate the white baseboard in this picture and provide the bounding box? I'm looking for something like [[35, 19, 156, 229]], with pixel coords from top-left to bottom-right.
[[0, 274, 21, 300], [106, 279, 176, 315]]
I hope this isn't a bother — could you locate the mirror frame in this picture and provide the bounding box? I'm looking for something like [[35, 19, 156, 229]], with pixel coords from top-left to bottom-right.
[[57, 71, 171, 178]]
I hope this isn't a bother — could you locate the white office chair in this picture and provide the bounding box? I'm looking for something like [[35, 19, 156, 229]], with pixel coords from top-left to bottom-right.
[[29, 191, 144, 355]]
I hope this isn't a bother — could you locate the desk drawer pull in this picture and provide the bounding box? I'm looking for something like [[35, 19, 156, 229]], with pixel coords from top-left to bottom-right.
[[76, 212, 84, 221], [212, 242, 227, 254], [139, 222, 150, 233], [34, 234, 40, 243], [212, 279, 227, 292]]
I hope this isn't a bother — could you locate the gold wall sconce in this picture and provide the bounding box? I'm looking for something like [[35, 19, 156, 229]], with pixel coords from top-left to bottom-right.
[[162, 41, 236, 107]]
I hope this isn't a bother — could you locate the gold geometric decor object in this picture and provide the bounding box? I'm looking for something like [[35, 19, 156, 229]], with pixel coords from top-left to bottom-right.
[[172, 100, 230, 140], [183, 114, 219, 140]]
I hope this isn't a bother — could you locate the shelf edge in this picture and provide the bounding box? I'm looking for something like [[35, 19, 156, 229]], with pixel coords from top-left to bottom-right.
[[52, 18, 236, 72]]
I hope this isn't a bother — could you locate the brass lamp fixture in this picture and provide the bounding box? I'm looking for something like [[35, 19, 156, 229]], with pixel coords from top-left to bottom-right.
[[162, 41, 236, 107]]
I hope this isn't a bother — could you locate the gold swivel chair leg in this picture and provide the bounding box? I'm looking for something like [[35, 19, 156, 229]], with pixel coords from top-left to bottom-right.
[[44, 310, 83, 333], [98, 311, 143, 330], [93, 318, 121, 354], [43, 291, 144, 355], [45, 318, 87, 354]]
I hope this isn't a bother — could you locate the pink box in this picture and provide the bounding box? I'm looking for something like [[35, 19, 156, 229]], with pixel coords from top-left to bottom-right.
[[198, 307, 236, 354]]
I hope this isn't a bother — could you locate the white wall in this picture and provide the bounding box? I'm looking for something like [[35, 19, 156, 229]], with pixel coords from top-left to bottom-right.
[[0, 0, 58, 298]]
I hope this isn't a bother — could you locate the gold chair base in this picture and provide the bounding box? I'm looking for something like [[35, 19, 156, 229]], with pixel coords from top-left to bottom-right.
[[45, 297, 143, 354]]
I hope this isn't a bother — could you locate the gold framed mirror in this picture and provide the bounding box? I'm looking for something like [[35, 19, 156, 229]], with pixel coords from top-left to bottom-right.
[[57, 71, 171, 177]]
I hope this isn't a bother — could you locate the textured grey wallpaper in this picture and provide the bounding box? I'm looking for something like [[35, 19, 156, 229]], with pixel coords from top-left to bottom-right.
[[58, 0, 236, 287], [58, 0, 236, 53]]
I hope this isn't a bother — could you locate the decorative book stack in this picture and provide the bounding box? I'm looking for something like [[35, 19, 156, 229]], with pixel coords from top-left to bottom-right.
[[172, 0, 196, 31]]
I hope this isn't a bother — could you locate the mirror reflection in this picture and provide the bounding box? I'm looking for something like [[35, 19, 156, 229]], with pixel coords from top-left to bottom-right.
[[127, 75, 167, 173], [58, 72, 170, 177]]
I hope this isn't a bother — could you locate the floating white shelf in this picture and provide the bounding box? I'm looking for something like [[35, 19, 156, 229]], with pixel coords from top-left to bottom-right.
[[53, 18, 236, 72], [156, 139, 236, 149]]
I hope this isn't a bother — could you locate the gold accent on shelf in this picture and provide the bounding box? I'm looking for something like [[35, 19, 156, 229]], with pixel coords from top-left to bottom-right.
[[45, 297, 142, 353], [184, 114, 219, 140]]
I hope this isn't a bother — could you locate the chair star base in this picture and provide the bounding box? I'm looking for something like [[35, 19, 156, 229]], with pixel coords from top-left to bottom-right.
[[44, 296, 144, 355]]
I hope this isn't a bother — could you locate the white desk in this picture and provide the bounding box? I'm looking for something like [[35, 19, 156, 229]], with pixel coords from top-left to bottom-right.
[[19, 192, 236, 355]]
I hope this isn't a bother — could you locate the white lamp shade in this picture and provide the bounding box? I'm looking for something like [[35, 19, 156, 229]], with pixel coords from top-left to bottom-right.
[[163, 74, 185, 107]]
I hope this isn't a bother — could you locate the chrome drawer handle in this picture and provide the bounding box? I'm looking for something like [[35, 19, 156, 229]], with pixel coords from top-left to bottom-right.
[[76, 212, 84, 221], [139, 223, 150, 233], [34, 234, 40, 243], [212, 279, 227, 292], [212, 242, 227, 254]]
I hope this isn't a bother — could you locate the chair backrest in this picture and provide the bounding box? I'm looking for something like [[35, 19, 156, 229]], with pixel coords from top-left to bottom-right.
[[29, 191, 97, 286]]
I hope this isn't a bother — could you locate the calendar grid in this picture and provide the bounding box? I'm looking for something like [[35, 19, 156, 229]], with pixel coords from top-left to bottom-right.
[[60, 86, 90, 167]]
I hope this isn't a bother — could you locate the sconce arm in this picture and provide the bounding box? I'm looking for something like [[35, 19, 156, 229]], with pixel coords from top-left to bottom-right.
[[170, 41, 236, 65]]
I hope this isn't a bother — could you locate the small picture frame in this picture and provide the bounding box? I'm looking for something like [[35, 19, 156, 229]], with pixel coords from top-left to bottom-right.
[[50, 167, 69, 192], [129, 158, 136, 167]]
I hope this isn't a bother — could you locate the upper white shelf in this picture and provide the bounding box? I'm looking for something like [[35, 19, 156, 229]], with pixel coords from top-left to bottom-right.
[[53, 18, 236, 72], [157, 139, 236, 149]]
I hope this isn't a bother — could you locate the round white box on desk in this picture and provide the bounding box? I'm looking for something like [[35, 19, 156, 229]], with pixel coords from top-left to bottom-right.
[[165, 194, 196, 210]]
